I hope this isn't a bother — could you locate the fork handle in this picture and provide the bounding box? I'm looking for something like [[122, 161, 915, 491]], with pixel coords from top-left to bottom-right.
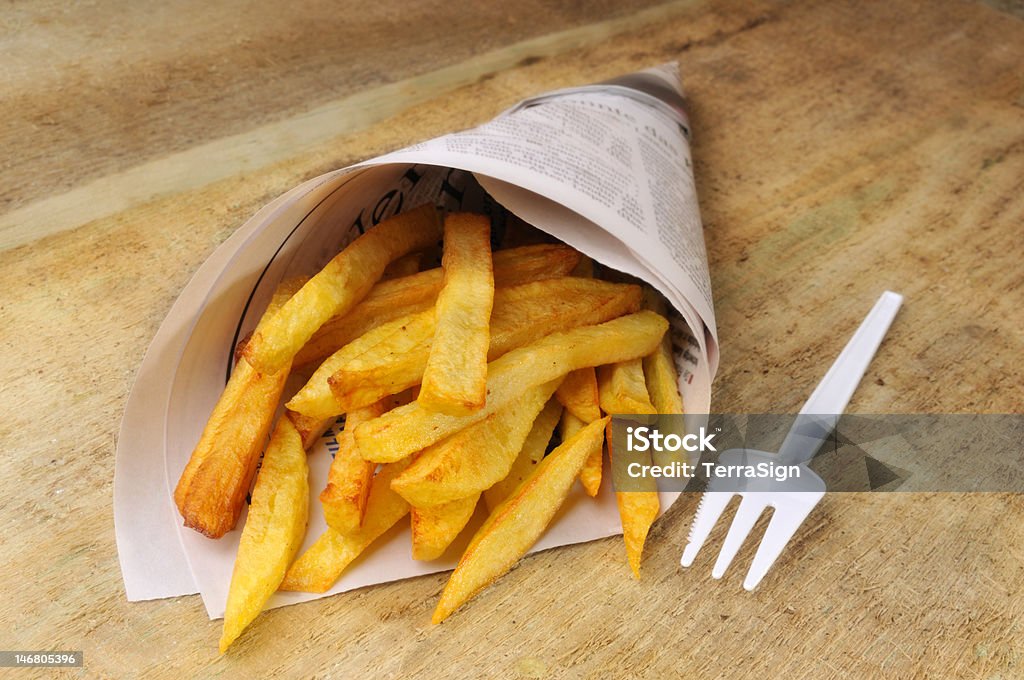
[[778, 291, 903, 464]]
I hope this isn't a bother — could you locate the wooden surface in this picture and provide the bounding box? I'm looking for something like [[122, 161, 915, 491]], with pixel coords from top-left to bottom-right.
[[1, 0, 1022, 677]]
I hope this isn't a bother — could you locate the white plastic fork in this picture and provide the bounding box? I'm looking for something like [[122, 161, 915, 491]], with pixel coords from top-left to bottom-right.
[[680, 291, 903, 590]]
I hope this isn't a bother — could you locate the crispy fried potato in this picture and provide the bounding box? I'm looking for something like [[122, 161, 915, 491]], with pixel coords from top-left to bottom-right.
[[354, 312, 668, 463], [641, 288, 685, 414], [597, 359, 657, 415], [391, 380, 559, 507], [294, 244, 580, 368], [418, 214, 494, 415], [321, 278, 641, 414], [555, 367, 601, 423], [287, 309, 434, 421], [410, 494, 479, 561], [606, 420, 660, 578], [174, 278, 304, 538], [279, 459, 411, 593], [561, 410, 602, 497], [244, 204, 443, 374], [285, 409, 336, 450], [484, 398, 562, 511], [319, 403, 386, 534], [433, 417, 608, 623], [219, 417, 309, 652]]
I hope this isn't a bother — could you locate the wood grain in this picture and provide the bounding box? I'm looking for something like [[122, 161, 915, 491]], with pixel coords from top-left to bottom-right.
[[0, 0, 1022, 677]]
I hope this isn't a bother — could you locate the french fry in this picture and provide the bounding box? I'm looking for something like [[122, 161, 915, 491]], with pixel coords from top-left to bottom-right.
[[484, 398, 562, 511], [410, 494, 479, 561], [555, 367, 601, 423], [174, 277, 304, 538], [286, 309, 434, 421], [390, 380, 560, 508], [433, 417, 608, 623], [606, 420, 660, 579], [293, 244, 581, 368], [597, 359, 657, 415], [418, 214, 494, 415], [279, 459, 411, 593], [244, 204, 443, 374], [642, 288, 685, 414], [561, 410, 602, 497], [354, 312, 668, 463], [318, 278, 641, 415], [219, 417, 309, 652], [285, 409, 336, 450], [319, 403, 387, 535]]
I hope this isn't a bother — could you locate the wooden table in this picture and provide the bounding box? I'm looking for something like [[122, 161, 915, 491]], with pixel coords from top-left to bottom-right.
[[2, 0, 1022, 676]]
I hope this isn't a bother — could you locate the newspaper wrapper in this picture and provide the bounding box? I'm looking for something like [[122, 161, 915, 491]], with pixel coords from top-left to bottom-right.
[[114, 63, 720, 617]]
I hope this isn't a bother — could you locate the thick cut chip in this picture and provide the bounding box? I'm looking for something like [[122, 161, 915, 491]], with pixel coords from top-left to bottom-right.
[[410, 494, 479, 561], [322, 278, 640, 414], [555, 367, 601, 423], [391, 381, 559, 507], [606, 420, 660, 578], [244, 204, 443, 374], [279, 459, 411, 593], [484, 398, 562, 511], [433, 417, 608, 623], [597, 359, 657, 415], [174, 277, 304, 539], [641, 288, 685, 414], [418, 214, 494, 415], [294, 244, 580, 369], [319, 403, 387, 534], [354, 311, 667, 463], [561, 410, 602, 497], [219, 417, 309, 652], [287, 310, 434, 421]]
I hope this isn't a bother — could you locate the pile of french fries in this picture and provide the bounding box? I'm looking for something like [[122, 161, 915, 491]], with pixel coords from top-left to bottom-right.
[[173, 204, 685, 652]]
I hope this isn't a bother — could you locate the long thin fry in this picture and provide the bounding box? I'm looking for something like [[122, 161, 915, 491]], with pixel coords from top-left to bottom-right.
[[174, 277, 304, 538], [418, 214, 494, 415], [354, 312, 668, 463], [319, 403, 386, 534], [562, 410, 602, 497], [642, 288, 685, 414], [433, 418, 608, 623], [606, 419, 659, 578], [244, 204, 442, 374], [219, 417, 308, 652], [484, 398, 562, 511]]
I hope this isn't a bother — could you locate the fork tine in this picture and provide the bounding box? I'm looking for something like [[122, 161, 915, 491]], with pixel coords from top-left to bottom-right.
[[741, 503, 815, 591], [680, 492, 734, 567], [711, 494, 766, 579]]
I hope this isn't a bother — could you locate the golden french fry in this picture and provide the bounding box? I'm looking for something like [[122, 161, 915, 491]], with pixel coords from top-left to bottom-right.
[[597, 359, 657, 415], [433, 417, 608, 623], [606, 420, 659, 578], [219, 417, 309, 652], [279, 459, 411, 593], [391, 381, 559, 507], [244, 204, 443, 374], [484, 398, 562, 511], [642, 288, 685, 414], [285, 409, 336, 450], [354, 312, 668, 463], [320, 278, 641, 415], [561, 410, 602, 497], [174, 277, 305, 539], [294, 244, 581, 368], [555, 367, 601, 423], [319, 403, 387, 534], [410, 494, 479, 561], [418, 214, 494, 415], [287, 309, 434, 421]]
